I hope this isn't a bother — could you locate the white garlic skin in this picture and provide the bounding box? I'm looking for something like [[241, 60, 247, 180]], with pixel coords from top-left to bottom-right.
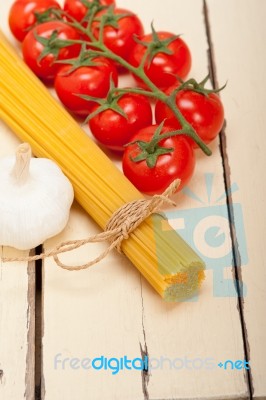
[[0, 156, 74, 250]]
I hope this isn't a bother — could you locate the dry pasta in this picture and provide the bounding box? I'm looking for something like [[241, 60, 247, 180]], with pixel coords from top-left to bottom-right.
[[0, 30, 205, 301]]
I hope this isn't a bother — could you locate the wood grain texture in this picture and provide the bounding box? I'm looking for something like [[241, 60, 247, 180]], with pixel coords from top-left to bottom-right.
[[0, 248, 35, 400], [40, 0, 248, 399], [0, 106, 36, 399], [207, 0, 266, 398], [0, 1, 36, 393], [42, 203, 145, 399], [2, 0, 264, 398], [25, 257, 36, 400]]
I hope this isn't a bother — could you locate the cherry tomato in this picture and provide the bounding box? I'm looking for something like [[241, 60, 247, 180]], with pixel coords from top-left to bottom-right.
[[63, 0, 115, 22], [9, 0, 61, 42], [54, 58, 118, 116], [129, 31, 191, 91], [22, 21, 81, 81], [92, 8, 144, 64], [122, 125, 195, 195], [89, 93, 152, 151], [155, 88, 224, 145]]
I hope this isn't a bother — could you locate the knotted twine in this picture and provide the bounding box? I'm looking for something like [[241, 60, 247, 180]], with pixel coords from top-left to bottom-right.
[[1, 179, 180, 271]]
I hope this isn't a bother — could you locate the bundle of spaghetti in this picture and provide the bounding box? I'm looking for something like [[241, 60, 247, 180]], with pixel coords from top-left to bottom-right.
[[0, 30, 205, 301]]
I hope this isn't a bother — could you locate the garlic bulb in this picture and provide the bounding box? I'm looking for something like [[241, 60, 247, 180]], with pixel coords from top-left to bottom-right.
[[0, 143, 74, 250]]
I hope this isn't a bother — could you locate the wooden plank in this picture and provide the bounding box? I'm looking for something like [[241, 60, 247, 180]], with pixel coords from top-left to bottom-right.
[[0, 250, 35, 400], [42, 204, 145, 399], [137, 1, 249, 398], [0, 137, 35, 399], [40, 0, 249, 399], [206, 0, 266, 398], [0, 4, 35, 398]]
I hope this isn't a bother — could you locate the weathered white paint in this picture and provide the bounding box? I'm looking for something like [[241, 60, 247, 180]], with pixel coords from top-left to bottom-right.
[[2, 0, 264, 398], [0, 128, 35, 400], [40, 0, 248, 399], [0, 248, 35, 400], [207, 0, 266, 398]]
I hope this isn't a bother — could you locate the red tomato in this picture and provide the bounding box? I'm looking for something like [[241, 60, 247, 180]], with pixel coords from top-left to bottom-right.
[[155, 88, 224, 145], [122, 125, 195, 195], [9, 0, 61, 42], [89, 93, 152, 151], [92, 8, 144, 64], [54, 58, 118, 116], [63, 0, 115, 22], [129, 31, 191, 91], [22, 21, 81, 81]]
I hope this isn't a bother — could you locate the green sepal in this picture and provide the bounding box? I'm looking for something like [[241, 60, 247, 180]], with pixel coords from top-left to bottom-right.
[[131, 145, 174, 168], [126, 121, 174, 169], [82, 99, 127, 124], [134, 23, 179, 67], [33, 7, 62, 25], [176, 74, 227, 97], [82, 79, 129, 124], [81, 0, 110, 23], [93, 5, 133, 29], [34, 30, 77, 63], [54, 44, 105, 74]]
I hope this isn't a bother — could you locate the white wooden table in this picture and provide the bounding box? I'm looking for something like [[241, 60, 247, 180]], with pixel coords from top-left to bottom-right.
[[1, 0, 266, 399]]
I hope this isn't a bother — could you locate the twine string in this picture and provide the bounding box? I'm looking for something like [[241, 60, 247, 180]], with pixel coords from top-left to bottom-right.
[[1, 179, 180, 271]]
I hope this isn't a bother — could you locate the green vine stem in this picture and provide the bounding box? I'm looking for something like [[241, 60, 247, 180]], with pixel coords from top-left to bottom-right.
[[48, 6, 213, 156]]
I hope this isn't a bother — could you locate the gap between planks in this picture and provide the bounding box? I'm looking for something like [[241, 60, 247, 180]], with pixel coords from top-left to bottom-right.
[[34, 246, 44, 400], [203, 0, 253, 398], [25, 252, 36, 400]]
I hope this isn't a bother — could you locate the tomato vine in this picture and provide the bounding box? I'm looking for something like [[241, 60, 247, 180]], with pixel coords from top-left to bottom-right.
[[36, 1, 226, 156]]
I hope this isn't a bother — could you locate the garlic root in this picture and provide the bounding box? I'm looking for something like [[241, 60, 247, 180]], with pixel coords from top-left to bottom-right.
[[11, 143, 31, 185]]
